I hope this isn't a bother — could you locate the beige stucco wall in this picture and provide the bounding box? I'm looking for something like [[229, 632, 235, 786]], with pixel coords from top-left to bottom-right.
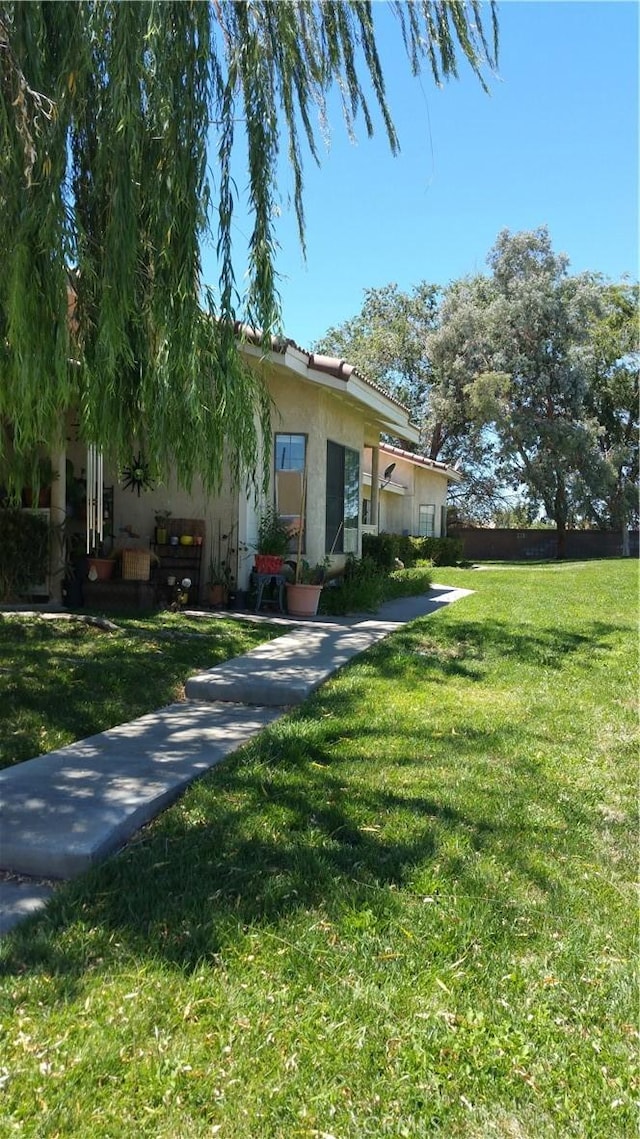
[[65, 359, 379, 596], [239, 361, 372, 586], [65, 438, 238, 603], [363, 449, 451, 537]]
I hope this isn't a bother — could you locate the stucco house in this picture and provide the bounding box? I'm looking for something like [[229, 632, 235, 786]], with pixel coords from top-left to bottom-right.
[[363, 441, 463, 540], [41, 333, 460, 604]]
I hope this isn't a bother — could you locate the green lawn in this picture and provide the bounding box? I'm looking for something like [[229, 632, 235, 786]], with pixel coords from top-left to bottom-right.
[[1, 561, 637, 1137], [0, 611, 281, 769]]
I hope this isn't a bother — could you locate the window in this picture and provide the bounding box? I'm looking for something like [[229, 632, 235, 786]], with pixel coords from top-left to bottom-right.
[[362, 497, 370, 526], [275, 434, 306, 472], [275, 434, 306, 551], [418, 503, 436, 537], [326, 441, 360, 554]]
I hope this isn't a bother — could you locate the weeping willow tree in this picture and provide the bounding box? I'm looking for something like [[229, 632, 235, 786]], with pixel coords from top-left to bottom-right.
[[0, 1, 498, 493]]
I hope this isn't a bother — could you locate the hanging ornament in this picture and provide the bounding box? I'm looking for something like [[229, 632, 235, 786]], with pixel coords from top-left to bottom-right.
[[121, 453, 154, 496]]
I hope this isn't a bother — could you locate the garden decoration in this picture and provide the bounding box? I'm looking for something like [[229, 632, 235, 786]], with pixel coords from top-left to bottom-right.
[[121, 453, 154, 496]]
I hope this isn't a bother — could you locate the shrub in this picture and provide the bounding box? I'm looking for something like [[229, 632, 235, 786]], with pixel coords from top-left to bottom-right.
[[382, 565, 433, 600], [319, 554, 386, 614], [0, 508, 50, 601], [412, 536, 463, 565], [319, 555, 433, 615], [362, 531, 463, 568], [361, 531, 398, 570]]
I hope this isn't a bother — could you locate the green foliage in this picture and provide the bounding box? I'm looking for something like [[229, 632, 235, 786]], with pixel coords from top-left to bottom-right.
[[0, 506, 49, 601], [257, 504, 290, 557], [584, 282, 639, 538], [362, 529, 400, 570], [382, 563, 433, 599], [0, 1, 498, 493], [293, 558, 328, 585], [410, 535, 463, 565], [320, 554, 386, 614], [363, 530, 462, 568]]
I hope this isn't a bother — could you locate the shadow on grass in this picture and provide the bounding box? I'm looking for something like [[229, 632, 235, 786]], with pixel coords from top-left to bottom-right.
[[0, 611, 627, 988], [1, 700, 601, 990], [366, 616, 623, 678], [0, 617, 274, 768]]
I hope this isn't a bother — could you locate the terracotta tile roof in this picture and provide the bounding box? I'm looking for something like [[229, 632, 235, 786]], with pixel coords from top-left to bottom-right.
[[379, 441, 462, 481], [234, 323, 413, 416]]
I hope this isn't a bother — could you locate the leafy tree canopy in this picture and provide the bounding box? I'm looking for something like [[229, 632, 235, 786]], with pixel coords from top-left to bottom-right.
[[317, 226, 638, 547], [0, 0, 498, 493]]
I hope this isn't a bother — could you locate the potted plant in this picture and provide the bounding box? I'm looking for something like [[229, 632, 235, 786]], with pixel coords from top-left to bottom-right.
[[207, 556, 232, 607], [286, 558, 327, 617], [255, 503, 290, 574], [208, 521, 236, 606], [154, 509, 171, 545], [284, 465, 326, 617]]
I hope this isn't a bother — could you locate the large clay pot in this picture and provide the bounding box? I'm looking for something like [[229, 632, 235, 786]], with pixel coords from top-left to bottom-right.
[[286, 582, 322, 618]]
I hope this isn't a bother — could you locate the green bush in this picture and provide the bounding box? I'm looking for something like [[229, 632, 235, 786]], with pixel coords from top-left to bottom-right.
[[382, 565, 433, 600], [0, 508, 50, 601], [414, 536, 463, 565], [319, 554, 386, 614], [362, 531, 463, 568], [319, 555, 433, 615], [361, 531, 399, 570]]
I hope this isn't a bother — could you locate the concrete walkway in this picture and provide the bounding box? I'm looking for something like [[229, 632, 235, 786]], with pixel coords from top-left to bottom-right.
[[0, 584, 471, 934]]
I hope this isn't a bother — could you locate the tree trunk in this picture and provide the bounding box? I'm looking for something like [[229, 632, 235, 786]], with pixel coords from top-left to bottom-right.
[[554, 477, 568, 560]]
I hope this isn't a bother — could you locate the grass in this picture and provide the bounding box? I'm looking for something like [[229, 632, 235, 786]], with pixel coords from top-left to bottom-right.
[[0, 611, 281, 769], [0, 560, 637, 1137]]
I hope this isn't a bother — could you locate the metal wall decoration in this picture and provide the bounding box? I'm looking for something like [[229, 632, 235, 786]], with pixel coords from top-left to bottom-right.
[[121, 453, 154, 496]]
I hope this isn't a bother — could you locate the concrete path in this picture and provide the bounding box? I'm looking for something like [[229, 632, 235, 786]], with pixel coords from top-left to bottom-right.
[[0, 584, 471, 933]]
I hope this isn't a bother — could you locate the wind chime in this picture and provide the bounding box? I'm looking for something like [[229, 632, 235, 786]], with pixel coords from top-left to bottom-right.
[[86, 444, 104, 554]]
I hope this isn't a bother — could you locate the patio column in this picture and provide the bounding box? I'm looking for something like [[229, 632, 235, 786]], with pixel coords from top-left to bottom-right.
[[370, 445, 380, 532], [49, 449, 66, 603]]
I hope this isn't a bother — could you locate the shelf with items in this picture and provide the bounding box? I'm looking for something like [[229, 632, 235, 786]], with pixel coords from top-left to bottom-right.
[[151, 542, 203, 607]]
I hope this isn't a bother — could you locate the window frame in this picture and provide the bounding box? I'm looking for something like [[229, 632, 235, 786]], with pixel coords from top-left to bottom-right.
[[274, 433, 307, 553], [418, 503, 436, 538]]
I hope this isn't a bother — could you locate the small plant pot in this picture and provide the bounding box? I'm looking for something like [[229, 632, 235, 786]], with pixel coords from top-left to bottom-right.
[[286, 582, 322, 618], [209, 584, 228, 607], [155, 527, 168, 544]]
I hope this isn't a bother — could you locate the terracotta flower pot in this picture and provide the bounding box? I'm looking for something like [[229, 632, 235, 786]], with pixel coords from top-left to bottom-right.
[[286, 582, 322, 618], [87, 557, 115, 582], [209, 583, 228, 607]]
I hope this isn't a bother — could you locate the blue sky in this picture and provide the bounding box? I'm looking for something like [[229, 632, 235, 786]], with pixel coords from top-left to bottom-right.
[[201, 1, 639, 350]]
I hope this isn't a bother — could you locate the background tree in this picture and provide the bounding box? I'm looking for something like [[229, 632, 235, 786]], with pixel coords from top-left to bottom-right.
[[0, 0, 498, 493], [316, 277, 506, 521], [582, 282, 639, 553], [315, 281, 440, 429], [480, 228, 608, 557]]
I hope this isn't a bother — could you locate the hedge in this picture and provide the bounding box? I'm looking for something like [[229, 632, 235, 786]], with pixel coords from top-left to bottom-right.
[[362, 531, 463, 568]]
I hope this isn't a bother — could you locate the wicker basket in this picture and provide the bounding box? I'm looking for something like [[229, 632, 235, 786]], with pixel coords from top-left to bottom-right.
[[121, 549, 151, 581]]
